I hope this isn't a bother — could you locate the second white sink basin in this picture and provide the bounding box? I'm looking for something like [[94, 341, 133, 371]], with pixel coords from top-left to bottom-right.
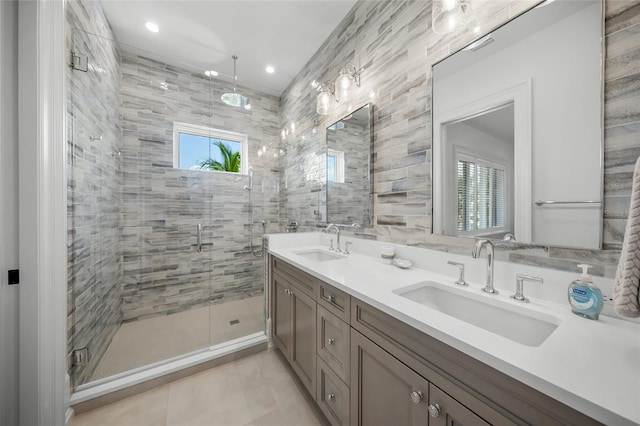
[[394, 282, 561, 347], [293, 249, 346, 262]]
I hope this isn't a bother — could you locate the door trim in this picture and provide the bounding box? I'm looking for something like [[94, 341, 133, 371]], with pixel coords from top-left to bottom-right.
[[18, 0, 68, 424]]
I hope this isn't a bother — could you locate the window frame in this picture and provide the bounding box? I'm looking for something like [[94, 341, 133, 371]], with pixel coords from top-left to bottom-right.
[[172, 121, 249, 175], [456, 152, 509, 237], [327, 148, 345, 183]]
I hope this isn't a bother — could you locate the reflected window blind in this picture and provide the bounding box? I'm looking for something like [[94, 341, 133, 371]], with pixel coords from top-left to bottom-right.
[[457, 159, 506, 232]]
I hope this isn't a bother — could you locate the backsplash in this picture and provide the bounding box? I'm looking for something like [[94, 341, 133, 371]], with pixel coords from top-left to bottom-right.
[[278, 0, 640, 278]]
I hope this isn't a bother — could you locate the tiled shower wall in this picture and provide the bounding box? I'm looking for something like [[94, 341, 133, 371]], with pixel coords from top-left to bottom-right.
[[279, 0, 640, 278], [66, 0, 123, 384], [119, 52, 281, 321]]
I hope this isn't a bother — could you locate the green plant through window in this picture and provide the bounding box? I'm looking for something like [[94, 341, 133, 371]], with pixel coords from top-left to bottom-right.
[[173, 122, 247, 174], [200, 141, 241, 172]]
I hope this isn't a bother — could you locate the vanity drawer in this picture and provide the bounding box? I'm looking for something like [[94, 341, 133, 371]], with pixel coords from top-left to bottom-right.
[[271, 256, 317, 299], [317, 281, 350, 322], [317, 356, 350, 426], [317, 305, 350, 384]]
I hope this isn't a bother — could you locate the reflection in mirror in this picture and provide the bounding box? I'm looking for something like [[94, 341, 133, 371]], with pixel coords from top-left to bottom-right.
[[326, 104, 373, 227], [448, 104, 514, 238], [432, 0, 602, 249]]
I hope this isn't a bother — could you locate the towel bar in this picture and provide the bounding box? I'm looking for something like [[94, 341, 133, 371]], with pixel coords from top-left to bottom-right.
[[534, 200, 601, 206]]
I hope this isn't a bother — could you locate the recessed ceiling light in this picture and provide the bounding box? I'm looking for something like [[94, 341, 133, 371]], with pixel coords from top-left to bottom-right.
[[265, 65, 275, 74], [204, 70, 218, 77], [145, 22, 159, 33]]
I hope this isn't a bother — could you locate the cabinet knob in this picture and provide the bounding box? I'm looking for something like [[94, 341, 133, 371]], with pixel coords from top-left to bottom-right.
[[323, 294, 335, 303], [428, 403, 441, 418], [327, 338, 335, 345], [410, 390, 423, 404], [327, 393, 335, 401]]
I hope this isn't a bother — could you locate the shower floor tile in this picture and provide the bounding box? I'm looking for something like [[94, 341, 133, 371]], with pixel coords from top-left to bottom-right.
[[90, 296, 265, 381], [70, 349, 326, 426]]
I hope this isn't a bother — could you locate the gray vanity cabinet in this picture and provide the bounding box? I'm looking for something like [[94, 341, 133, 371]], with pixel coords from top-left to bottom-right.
[[269, 257, 601, 426], [271, 267, 317, 399], [350, 328, 430, 426], [428, 383, 490, 426]]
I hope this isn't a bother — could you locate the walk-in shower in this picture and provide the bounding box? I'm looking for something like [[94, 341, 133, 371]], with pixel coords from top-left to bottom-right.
[[66, 0, 279, 397]]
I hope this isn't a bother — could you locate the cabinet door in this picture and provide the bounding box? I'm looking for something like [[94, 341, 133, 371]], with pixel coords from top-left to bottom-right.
[[428, 383, 490, 426], [317, 305, 350, 384], [272, 273, 292, 357], [351, 329, 430, 426], [290, 286, 317, 399]]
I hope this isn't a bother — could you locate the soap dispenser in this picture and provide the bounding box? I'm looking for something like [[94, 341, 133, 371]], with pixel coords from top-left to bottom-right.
[[568, 264, 603, 320]]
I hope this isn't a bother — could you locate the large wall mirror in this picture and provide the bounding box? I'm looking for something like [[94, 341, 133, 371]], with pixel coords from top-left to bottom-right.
[[326, 103, 373, 227], [432, 0, 603, 249]]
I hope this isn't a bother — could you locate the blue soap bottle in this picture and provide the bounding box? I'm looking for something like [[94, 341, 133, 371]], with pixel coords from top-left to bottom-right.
[[568, 264, 603, 320]]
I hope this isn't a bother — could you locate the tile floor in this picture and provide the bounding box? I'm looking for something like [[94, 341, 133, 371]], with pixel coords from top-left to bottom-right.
[[71, 349, 326, 426], [91, 296, 265, 381]]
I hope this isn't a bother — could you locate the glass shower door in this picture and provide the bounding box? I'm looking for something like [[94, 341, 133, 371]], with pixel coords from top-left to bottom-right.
[[68, 28, 212, 389]]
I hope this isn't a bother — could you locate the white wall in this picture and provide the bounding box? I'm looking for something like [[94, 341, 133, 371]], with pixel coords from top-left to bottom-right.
[[0, 1, 20, 424], [434, 2, 601, 248]]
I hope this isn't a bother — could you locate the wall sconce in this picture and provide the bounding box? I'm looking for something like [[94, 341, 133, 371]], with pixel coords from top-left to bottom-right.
[[316, 84, 334, 116], [315, 63, 364, 116], [432, 0, 470, 34]]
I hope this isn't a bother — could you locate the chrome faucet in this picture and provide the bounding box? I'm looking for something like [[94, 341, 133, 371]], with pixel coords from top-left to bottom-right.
[[325, 224, 340, 252], [472, 239, 498, 294]]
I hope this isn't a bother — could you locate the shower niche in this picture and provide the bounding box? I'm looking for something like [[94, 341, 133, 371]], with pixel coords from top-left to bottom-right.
[[66, 3, 279, 392]]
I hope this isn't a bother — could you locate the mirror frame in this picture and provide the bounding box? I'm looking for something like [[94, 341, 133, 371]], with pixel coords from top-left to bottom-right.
[[325, 103, 374, 229], [429, 0, 605, 250]]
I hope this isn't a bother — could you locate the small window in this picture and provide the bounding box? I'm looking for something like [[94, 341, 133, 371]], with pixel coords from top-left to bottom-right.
[[173, 122, 248, 174], [457, 156, 507, 234], [327, 148, 345, 183]]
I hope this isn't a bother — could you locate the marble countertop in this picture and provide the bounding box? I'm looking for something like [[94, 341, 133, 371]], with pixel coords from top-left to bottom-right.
[[268, 237, 640, 426]]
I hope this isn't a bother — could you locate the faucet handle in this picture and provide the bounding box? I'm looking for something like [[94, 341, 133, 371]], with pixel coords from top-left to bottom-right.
[[447, 261, 467, 286], [344, 241, 352, 255], [329, 238, 334, 251], [511, 274, 543, 303]]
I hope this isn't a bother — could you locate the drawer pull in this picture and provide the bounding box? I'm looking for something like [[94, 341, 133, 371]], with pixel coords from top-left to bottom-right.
[[410, 390, 423, 404], [327, 338, 335, 345], [322, 294, 335, 304], [327, 393, 335, 401], [428, 403, 441, 418]]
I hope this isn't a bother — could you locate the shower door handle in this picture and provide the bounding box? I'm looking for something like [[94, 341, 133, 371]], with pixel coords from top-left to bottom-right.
[[193, 224, 213, 252], [197, 224, 202, 252]]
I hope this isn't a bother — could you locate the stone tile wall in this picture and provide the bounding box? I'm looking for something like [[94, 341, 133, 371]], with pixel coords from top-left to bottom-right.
[[279, 0, 640, 278], [119, 52, 281, 321], [66, 0, 123, 385]]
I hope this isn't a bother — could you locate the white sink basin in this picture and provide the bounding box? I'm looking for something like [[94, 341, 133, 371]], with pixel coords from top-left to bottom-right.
[[394, 282, 561, 347], [293, 249, 346, 262]]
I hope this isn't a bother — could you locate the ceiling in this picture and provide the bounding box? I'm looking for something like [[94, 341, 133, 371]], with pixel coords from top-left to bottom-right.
[[465, 104, 514, 143], [101, 0, 358, 97]]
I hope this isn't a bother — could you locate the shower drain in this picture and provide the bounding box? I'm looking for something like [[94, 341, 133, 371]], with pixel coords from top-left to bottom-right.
[[229, 319, 240, 325]]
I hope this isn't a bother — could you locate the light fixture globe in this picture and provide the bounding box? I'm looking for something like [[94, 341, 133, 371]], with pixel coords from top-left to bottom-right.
[[316, 85, 332, 116], [335, 68, 354, 102], [432, 0, 470, 34]]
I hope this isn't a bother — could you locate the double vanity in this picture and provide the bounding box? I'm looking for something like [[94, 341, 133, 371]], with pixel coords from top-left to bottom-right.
[[267, 232, 640, 426]]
